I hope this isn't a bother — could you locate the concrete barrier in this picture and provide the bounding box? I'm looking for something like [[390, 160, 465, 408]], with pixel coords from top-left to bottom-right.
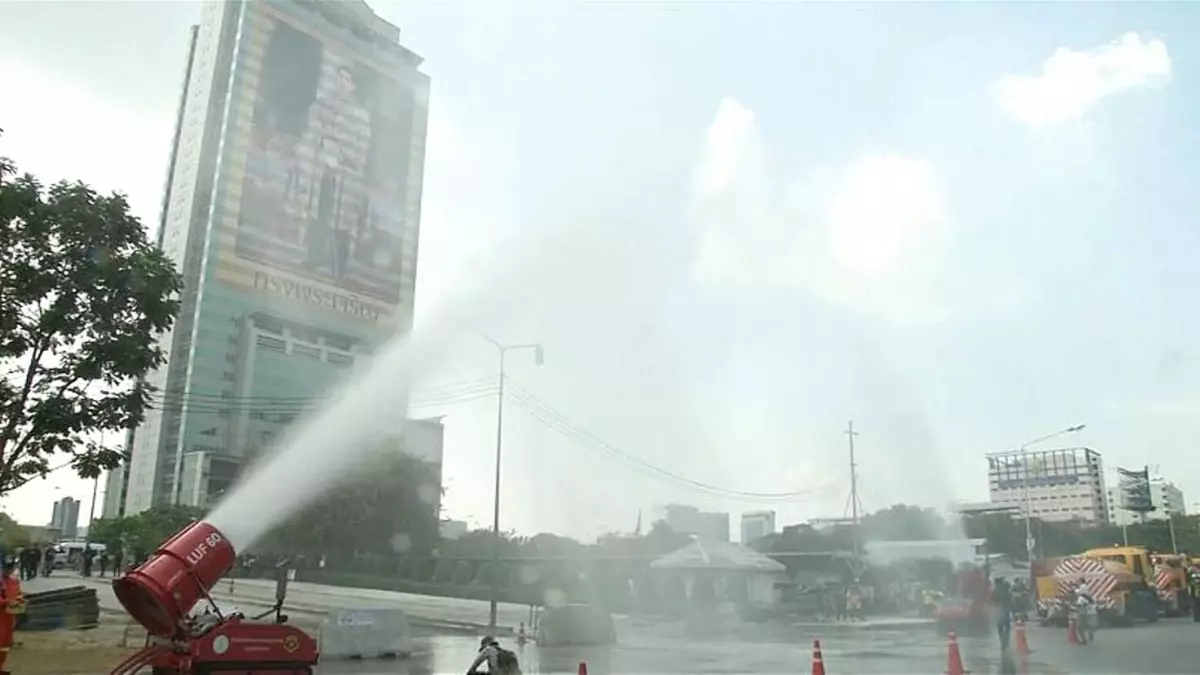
[[318, 608, 415, 660], [18, 586, 100, 632], [536, 604, 616, 646]]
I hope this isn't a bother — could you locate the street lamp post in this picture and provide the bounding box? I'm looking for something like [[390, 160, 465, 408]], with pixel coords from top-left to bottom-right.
[[1019, 424, 1086, 562], [481, 335, 544, 633], [84, 473, 99, 547]]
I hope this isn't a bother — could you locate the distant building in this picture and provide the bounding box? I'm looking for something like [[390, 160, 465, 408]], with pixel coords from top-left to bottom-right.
[[1108, 475, 1186, 526], [659, 504, 730, 542], [49, 497, 81, 540], [806, 517, 855, 531], [740, 510, 776, 543], [986, 447, 1107, 523], [402, 417, 445, 518], [865, 539, 987, 566], [439, 519, 468, 540], [103, 430, 136, 519]]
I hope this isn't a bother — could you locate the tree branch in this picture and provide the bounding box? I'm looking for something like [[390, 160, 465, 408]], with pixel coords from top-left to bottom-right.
[[0, 338, 45, 463]]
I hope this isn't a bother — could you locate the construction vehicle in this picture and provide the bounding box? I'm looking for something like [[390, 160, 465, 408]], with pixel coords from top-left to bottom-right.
[[108, 520, 319, 674], [1152, 553, 1192, 617], [1033, 550, 1159, 627], [933, 564, 991, 636]]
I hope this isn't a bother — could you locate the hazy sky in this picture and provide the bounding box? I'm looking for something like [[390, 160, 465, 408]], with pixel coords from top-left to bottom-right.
[[2, 2, 1197, 540]]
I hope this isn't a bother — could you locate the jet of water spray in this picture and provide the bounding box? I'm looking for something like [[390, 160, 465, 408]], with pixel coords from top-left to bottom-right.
[[206, 224, 584, 551]]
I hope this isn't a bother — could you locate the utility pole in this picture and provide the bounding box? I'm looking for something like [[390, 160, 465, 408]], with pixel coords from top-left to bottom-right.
[[845, 421, 862, 557]]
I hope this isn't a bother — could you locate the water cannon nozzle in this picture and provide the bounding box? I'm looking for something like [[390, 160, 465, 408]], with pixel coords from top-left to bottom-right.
[[112, 520, 236, 637]]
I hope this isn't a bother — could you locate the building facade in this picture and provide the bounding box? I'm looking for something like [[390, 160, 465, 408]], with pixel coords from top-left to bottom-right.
[[659, 504, 731, 542], [50, 497, 81, 540], [986, 447, 1108, 523], [1108, 475, 1187, 526], [740, 510, 776, 544], [114, 0, 430, 515]]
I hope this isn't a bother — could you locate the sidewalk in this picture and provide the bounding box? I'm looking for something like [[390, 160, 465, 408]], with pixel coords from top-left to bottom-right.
[[63, 573, 504, 635]]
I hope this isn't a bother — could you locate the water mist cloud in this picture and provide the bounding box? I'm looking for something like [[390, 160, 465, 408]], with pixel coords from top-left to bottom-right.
[[690, 98, 950, 322], [207, 225, 586, 551]]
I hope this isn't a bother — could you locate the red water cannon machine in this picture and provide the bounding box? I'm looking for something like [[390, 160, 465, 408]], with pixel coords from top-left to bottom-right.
[[109, 520, 319, 674]]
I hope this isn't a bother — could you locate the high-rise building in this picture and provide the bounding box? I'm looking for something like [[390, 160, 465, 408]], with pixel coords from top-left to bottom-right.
[[986, 447, 1107, 523], [122, 0, 430, 513], [102, 430, 136, 519], [1107, 474, 1186, 526], [740, 510, 776, 544], [49, 497, 81, 540]]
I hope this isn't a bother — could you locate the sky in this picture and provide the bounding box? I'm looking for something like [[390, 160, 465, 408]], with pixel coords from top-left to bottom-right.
[[2, 1, 1199, 541]]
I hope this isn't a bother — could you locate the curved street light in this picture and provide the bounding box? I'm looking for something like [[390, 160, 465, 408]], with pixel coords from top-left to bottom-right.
[[1019, 424, 1086, 560], [479, 334, 544, 633]]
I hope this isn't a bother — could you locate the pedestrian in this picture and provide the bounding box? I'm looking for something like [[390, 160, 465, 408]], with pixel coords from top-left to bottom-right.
[[99, 550, 109, 577], [0, 559, 25, 674], [468, 636, 520, 675], [991, 577, 1014, 651], [41, 546, 55, 577], [1188, 567, 1200, 623], [81, 545, 94, 577]]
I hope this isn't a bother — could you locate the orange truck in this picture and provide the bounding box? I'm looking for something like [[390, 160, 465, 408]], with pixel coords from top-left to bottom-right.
[[1152, 553, 1192, 617], [1034, 549, 1160, 626]]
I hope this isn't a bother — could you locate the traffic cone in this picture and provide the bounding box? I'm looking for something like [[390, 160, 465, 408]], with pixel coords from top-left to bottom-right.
[[1067, 617, 1078, 645], [578, 662, 587, 675], [1015, 618, 1033, 657], [811, 638, 826, 675], [945, 628, 969, 675]]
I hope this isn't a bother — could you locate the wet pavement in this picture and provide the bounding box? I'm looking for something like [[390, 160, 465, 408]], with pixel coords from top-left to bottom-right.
[[316, 629, 998, 674], [25, 574, 1200, 673], [316, 620, 1200, 674]]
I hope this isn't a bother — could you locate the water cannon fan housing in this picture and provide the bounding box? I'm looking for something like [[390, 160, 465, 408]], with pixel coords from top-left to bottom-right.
[[113, 520, 236, 636]]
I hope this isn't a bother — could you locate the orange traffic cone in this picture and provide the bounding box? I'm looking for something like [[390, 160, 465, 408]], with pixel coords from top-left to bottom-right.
[[1015, 618, 1033, 656], [811, 638, 826, 675], [945, 628, 969, 675], [578, 662, 588, 675], [1067, 616, 1078, 645]]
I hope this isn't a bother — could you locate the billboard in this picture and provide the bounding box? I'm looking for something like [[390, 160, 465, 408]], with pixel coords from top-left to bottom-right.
[[231, 6, 422, 324], [1117, 466, 1154, 513], [988, 448, 1091, 490]]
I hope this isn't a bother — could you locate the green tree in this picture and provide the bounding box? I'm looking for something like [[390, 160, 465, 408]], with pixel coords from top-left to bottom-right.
[[87, 515, 133, 552], [441, 528, 523, 561], [961, 512, 1027, 560], [88, 504, 204, 559], [0, 141, 182, 493], [861, 504, 947, 541], [261, 450, 441, 562], [0, 512, 30, 549]]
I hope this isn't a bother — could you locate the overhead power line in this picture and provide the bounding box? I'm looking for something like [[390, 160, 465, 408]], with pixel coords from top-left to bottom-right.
[[138, 379, 499, 416], [146, 377, 497, 404], [503, 379, 828, 503]]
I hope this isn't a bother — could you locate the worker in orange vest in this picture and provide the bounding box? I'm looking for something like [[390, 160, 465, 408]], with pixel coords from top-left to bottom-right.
[[0, 559, 26, 674]]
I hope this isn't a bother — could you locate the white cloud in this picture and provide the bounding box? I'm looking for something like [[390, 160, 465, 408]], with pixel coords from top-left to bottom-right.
[[691, 98, 950, 320], [994, 32, 1171, 128]]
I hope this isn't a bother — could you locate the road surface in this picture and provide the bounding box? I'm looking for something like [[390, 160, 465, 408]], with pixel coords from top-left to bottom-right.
[[25, 574, 1200, 672]]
